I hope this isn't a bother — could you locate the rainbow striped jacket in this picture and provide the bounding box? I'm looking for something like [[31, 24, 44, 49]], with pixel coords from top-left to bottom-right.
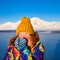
[[4, 41, 44, 60]]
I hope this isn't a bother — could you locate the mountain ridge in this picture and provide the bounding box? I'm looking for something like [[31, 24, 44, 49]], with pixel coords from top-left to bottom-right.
[[0, 17, 60, 31]]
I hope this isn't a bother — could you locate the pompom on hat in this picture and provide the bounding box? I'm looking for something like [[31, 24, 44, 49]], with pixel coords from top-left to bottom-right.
[[16, 17, 34, 35]]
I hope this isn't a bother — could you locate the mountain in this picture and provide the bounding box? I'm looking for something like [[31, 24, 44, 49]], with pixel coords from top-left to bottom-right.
[[0, 21, 20, 30], [31, 17, 60, 31], [0, 17, 60, 31]]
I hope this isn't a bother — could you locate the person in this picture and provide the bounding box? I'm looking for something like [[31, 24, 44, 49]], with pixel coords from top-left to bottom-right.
[[4, 17, 44, 60]]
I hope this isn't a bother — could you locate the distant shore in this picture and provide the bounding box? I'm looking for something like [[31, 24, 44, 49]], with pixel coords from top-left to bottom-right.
[[0, 30, 16, 32], [0, 30, 60, 33]]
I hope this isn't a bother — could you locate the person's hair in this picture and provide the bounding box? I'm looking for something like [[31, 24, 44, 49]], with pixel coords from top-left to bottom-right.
[[30, 32, 39, 45], [8, 35, 18, 46], [8, 32, 39, 46]]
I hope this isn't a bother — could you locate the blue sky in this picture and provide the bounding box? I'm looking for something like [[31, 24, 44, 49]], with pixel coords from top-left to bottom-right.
[[0, 0, 60, 24]]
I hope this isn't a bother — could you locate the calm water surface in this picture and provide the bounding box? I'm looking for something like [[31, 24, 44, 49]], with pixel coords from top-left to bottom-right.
[[0, 32, 60, 60]]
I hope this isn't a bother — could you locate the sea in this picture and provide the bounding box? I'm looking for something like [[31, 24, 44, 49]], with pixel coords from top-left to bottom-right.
[[0, 30, 60, 60]]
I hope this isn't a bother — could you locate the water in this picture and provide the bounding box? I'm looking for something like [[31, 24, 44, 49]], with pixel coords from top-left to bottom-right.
[[0, 32, 60, 60]]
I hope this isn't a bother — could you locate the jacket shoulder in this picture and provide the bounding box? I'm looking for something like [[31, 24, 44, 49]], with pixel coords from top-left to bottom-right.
[[36, 41, 44, 52]]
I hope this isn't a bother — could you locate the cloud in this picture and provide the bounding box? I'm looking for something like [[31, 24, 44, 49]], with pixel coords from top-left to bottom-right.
[[0, 17, 60, 31]]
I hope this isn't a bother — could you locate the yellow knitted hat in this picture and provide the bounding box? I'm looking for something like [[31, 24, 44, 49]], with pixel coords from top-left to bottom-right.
[[16, 17, 34, 35]]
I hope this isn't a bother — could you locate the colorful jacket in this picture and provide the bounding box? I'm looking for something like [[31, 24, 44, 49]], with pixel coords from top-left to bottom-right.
[[4, 41, 44, 60]]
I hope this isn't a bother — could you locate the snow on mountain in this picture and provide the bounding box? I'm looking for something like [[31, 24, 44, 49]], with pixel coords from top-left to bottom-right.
[[0, 21, 20, 30], [31, 17, 60, 31], [0, 17, 60, 31]]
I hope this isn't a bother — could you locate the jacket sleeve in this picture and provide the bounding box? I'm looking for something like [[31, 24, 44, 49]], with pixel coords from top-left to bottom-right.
[[4, 45, 20, 60], [32, 42, 44, 60], [4, 45, 15, 60]]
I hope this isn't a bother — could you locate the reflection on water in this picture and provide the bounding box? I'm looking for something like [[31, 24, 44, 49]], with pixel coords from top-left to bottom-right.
[[0, 32, 60, 60]]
